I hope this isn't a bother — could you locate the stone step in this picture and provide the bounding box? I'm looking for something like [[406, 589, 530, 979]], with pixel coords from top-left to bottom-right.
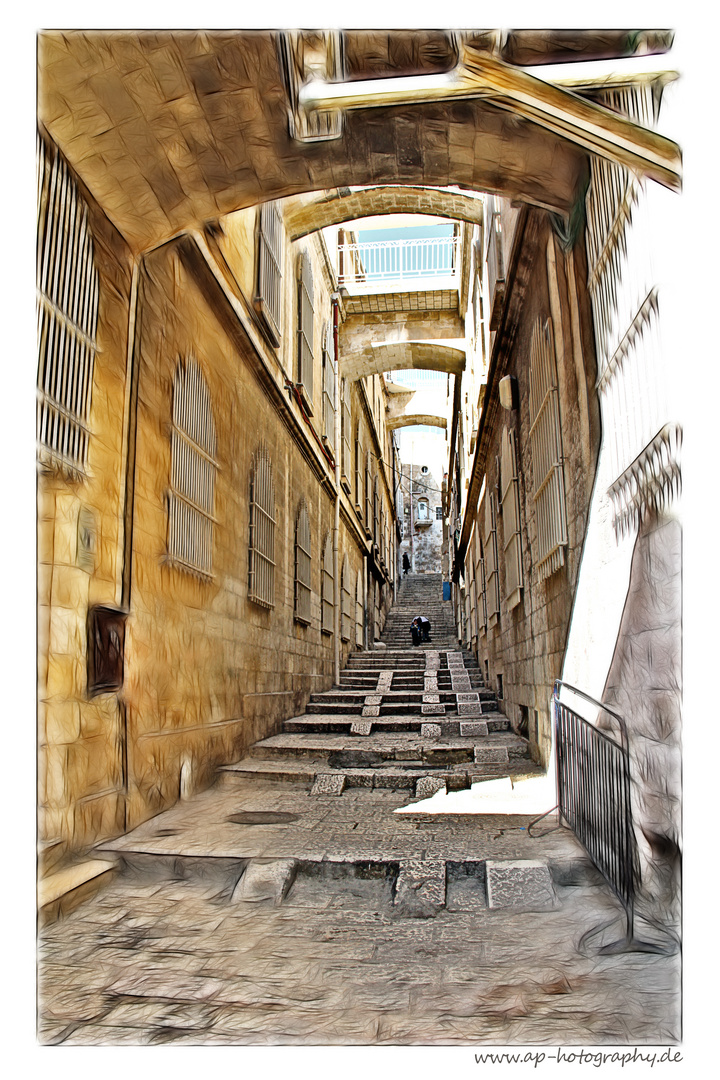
[[284, 715, 504, 734], [218, 756, 542, 791], [248, 731, 527, 765], [308, 689, 499, 705]]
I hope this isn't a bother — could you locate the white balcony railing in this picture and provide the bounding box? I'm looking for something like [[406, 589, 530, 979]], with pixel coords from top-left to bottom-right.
[[338, 236, 460, 292]]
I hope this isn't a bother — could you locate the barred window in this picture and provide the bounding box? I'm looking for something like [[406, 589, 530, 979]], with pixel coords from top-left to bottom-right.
[[249, 446, 276, 608], [321, 534, 334, 634], [481, 490, 499, 628], [474, 533, 487, 638], [341, 555, 352, 641], [297, 251, 314, 409], [355, 570, 364, 647], [321, 322, 336, 454], [435, 506, 443, 520], [354, 430, 363, 512], [37, 134, 99, 474], [373, 477, 379, 545], [294, 500, 311, 625], [167, 359, 218, 578], [257, 201, 283, 344], [364, 453, 372, 535], [500, 426, 523, 609], [341, 380, 352, 489], [529, 318, 567, 580]]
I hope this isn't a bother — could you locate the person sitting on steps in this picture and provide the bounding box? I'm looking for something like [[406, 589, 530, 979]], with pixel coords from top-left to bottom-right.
[[410, 616, 431, 645]]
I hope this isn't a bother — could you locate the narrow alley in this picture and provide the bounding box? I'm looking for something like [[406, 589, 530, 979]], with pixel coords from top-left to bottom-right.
[[36, 28, 684, 1050]]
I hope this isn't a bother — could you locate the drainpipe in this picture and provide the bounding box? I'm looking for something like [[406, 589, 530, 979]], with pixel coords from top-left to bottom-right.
[[332, 294, 341, 685]]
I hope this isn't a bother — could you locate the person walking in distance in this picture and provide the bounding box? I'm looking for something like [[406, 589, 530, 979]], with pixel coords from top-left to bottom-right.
[[402, 552, 411, 576]]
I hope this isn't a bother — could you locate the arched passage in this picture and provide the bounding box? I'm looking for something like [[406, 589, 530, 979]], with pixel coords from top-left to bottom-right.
[[340, 342, 465, 382], [387, 415, 448, 431], [283, 186, 484, 241], [38, 31, 589, 255]]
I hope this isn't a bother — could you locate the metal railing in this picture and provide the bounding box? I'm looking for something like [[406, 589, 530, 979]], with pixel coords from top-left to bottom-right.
[[337, 236, 459, 288], [531, 680, 640, 951]]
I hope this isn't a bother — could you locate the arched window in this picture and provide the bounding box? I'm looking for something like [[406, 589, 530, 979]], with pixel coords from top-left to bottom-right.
[[340, 379, 352, 489], [321, 321, 335, 453], [168, 358, 218, 577], [256, 200, 283, 344], [294, 500, 312, 625], [37, 134, 99, 473], [341, 554, 352, 641], [249, 446, 276, 608], [500, 425, 523, 609], [416, 498, 430, 521], [354, 428, 363, 514], [321, 533, 334, 634], [355, 570, 364, 648], [297, 251, 314, 410], [529, 317, 567, 580]]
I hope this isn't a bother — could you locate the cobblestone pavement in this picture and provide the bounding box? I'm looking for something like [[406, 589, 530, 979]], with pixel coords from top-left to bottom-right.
[[38, 788, 680, 1046]]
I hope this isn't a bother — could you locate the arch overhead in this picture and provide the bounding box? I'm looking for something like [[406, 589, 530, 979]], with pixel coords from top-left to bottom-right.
[[283, 186, 484, 241], [341, 342, 465, 383], [387, 414, 448, 432], [38, 30, 589, 255]]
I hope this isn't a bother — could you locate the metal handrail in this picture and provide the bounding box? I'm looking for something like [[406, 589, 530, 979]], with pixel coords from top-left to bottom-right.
[[528, 678, 649, 953], [337, 235, 459, 285]]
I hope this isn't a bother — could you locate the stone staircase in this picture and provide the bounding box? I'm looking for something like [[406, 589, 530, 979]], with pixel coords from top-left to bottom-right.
[[220, 572, 540, 799]]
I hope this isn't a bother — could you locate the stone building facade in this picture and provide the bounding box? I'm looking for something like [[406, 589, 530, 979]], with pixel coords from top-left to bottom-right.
[[37, 128, 397, 865]]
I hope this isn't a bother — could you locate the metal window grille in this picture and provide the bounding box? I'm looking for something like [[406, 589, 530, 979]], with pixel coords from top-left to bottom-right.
[[481, 491, 499, 627], [355, 570, 364, 647], [294, 500, 312, 624], [257, 201, 283, 343], [354, 432, 363, 509], [167, 359, 218, 578], [365, 455, 372, 532], [529, 318, 567, 580], [297, 251, 314, 404], [373, 478, 379, 544], [500, 426, 523, 609], [341, 555, 352, 641], [37, 133, 99, 474], [321, 323, 336, 453], [321, 534, 334, 633], [341, 380, 352, 483], [249, 445, 276, 608]]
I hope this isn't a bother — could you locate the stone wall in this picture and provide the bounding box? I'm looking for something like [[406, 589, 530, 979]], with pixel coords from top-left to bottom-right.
[[467, 215, 600, 767], [38, 135, 134, 866], [38, 161, 397, 859]]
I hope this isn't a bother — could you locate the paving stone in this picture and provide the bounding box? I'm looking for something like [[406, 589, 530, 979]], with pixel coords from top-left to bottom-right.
[[421, 724, 442, 739], [422, 694, 440, 704], [421, 704, 445, 716], [363, 695, 382, 706], [350, 721, 373, 736], [452, 679, 472, 692], [457, 703, 483, 717], [474, 747, 509, 764], [460, 721, 489, 737], [415, 776, 447, 799], [361, 706, 380, 717], [394, 860, 446, 918], [231, 859, 298, 905], [456, 692, 480, 702], [424, 678, 439, 691], [485, 860, 556, 910], [310, 773, 347, 796]]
